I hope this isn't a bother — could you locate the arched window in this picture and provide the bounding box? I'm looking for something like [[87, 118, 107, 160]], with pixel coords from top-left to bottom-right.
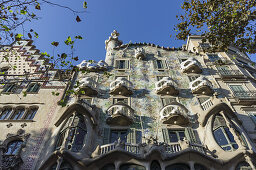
[[51, 161, 73, 170], [165, 163, 190, 170], [0, 108, 12, 120], [5, 140, 23, 155], [212, 114, 238, 151], [27, 83, 40, 93], [10, 108, 25, 120], [120, 164, 146, 170], [24, 107, 38, 120], [235, 161, 252, 170], [194, 163, 208, 170], [150, 160, 161, 170], [55, 113, 87, 152], [100, 164, 115, 170]]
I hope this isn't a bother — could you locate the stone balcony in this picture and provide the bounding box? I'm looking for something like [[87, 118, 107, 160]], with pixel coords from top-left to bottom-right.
[[75, 77, 98, 96], [218, 70, 245, 80], [77, 60, 108, 71], [232, 90, 256, 106], [135, 47, 145, 60], [93, 140, 207, 158], [155, 77, 179, 96], [106, 102, 135, 126], [160, 102, 189, 125], [181, 58, 202, 74], [189, 76, 213, 95], [110, 77, 133, 96], [1, 155, 23, 170]]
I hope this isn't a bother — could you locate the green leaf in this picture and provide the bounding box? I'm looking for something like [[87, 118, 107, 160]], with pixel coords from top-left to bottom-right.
[[35, 3, 41, 10], [64, 36, 72, 45], [34, 32, 39, 38], [51, 41, 59, 47], [2, 25, 10, 31], [75, 35, 83, 39], [83, 1, 87, 8], [23, 91, 27, 97], [20, 10, 27, 15]]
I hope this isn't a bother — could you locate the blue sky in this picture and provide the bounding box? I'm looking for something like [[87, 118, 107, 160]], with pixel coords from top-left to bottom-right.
[[25, 0, 255, 63]]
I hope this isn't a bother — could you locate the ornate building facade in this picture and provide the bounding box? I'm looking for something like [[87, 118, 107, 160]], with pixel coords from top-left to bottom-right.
[[1, 31, 256, 170]]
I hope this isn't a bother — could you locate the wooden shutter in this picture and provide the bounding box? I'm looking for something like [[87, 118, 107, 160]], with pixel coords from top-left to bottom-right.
[[127, 128, 136, 144], [162, 128, 170, 144], [153, 61, 158, 69], [185, 127, 198, 143], [103, 128, 110, 144], [125, 60, 129, 69], [115, 60, 120, 69]]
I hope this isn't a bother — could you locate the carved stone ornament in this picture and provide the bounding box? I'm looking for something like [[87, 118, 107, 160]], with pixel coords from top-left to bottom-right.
[[1, 129, 30, 170]]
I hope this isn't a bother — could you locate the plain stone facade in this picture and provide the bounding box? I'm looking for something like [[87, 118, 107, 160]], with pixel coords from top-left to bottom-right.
[[1, 32, 256, 170]]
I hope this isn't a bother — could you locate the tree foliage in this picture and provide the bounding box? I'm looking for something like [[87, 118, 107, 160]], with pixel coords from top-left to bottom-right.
[[175, 0, 256, 54]]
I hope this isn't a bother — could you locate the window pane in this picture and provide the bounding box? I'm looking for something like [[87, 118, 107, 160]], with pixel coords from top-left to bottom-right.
[[5, 140, 23, 155], [0, 108, 12, 120], [157, 60, 163, 69], [71, 127, 87, 152], [119, 60, 125, 69], [24, 108, 38, 120], [110, 131, 118, 143], [224, 127, 236, 143], [169, 131, 178, 142], [213, 128, 229, 146], [178, 132, 185, 141], [120, 131, 128, 142], [11, 108, 25, 120]]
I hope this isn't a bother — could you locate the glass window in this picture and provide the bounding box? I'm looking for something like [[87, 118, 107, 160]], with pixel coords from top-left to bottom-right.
[[120, 164, 146, 170], [27, 83, 40, 93], [10, 108, 25, 120], [168, 130, 185, 143], [212, 114, 238, 151], [5, 140, 23, 155], [116, 60, 129, 69], [166, 163, 190, 170], [162, 98, 176, 106], [150, 161, 161, 170], [188, 75, 199, 82], [235, 161, 252, 170], [110, 130, 127, 143], [55, 113, 87, 152], [230, 85, 246, 92], [24, 108, 38, 120], [207, 54, 220, 62], [113, 98, 128, 105], [2, 84, 16, 93], [0, 108, 12, 120]]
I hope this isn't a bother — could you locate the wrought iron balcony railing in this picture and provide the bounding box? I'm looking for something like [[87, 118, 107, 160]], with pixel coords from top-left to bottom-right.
[[218, 70, 244, 79], [232, 91, 256, 99]]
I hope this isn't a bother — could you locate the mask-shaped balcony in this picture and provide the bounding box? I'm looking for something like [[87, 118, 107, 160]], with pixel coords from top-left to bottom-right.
[[155, 77, 179, 96], [181, 58, 202, 74], [160, 102, 189, 125], [135, 48, 145, 60], [189, 76, 213, 95], [110, 77, 133, 96], [75, 77, 98, 96], [106, 102, 135, 126], [77, 60, 108, 71]]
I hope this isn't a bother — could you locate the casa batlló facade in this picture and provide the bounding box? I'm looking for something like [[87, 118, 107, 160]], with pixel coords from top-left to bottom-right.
[[1, 31, 256, 170]]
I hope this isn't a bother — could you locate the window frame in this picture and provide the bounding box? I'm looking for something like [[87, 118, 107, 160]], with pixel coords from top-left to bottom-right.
[[26, 83, 40, 93], [2, 83, 17, 93], [0, 107, 12, 120], [23, 107, 38, 120], [161, 97, 177, 107], [188, 75, 200, 82], [115, 59, 130, 71], [9, 107, 26, 120], [153, 59, 167, 71], [5, 140, 23, 155]]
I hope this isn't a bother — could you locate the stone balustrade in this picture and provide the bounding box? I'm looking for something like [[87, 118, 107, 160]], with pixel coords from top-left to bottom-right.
[[189, 76, 213, 95], [155, 77, 179, 95], [181, 57, 202, 73], [77, 60, 108, 71], [110, 77, 133, 96]]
